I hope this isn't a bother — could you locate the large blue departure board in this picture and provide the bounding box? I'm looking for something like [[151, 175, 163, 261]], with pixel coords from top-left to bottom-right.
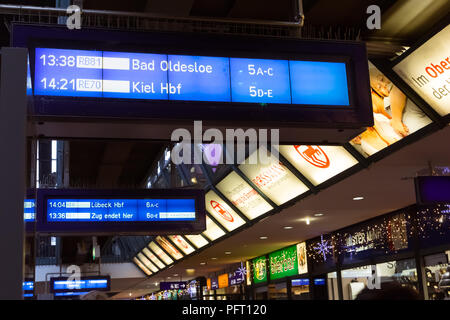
[[34, 48, 350, 106], [35, 189, 206, 235]]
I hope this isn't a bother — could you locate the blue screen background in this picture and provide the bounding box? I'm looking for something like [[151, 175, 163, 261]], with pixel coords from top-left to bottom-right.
[[24, 199, 35, 222], [230, 58, 291, 103]]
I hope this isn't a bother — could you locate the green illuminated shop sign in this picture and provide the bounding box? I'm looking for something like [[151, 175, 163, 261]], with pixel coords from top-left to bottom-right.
[[269, 244, 298, 281], [252, 256, 267, 284]]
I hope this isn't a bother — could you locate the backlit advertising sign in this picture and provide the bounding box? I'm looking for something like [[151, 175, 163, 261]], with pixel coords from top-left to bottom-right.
[[211, 277, 219, 290], [168, 235, 195, 255], [229, 271, 245, 286], [278, 145, 358, 185], [393, 24, 450, 116], [159, 282, 187, 291], [142, 247, 165, 269], [252, 256, 267, 284], [202, 216, 226, 241], [149, 242, 174, 265], [155, 236, 184, 260], [205, 190, 245, 231], [246, 261, 252, 285], [350, 62, 431, 157], [239, 150, 309, 205], [216, 171, 273, 220], [269, 244, 300, 281]]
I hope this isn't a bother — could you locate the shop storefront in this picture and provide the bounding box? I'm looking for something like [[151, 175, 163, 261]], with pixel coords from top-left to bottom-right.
[[246, 202, 449, 300]]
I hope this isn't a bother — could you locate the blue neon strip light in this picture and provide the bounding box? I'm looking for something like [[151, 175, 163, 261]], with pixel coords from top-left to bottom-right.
[[24, 199, 36, 222], [47, 198, 196, 222], [34, 48, 350, 106]]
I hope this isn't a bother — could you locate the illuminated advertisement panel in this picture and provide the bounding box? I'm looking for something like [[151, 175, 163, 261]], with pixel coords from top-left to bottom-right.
[[202, 216, 226, 241], [252, 256, 267, 284], [168, 235, 195, 255], [239, 150, 309, 205], [149, 242, 173, 265], [142, 247, 165, 269], [278, 145, 358, 185], [297, 242, 308, 275], [185, 234, 209, 249], [133, 257, 152, 276], [205, 190, 245, 232], [216, 171, 273, 220], [155, 236, 184, 260], [34, 48, 349, 106], [393, 25, 450, 116], [137, 253, 158, 273], [350, 62, 431, 157]]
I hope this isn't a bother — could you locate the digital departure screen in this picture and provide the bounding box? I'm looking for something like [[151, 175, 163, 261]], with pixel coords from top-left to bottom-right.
[[24, 199, 36, 222], [34, 48, 350, 106], [36, 189, 206, 235], [46, 198, 195, 222]]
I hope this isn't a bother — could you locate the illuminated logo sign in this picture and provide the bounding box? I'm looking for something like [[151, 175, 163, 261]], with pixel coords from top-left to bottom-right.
[[210, 200, 234, 222], [294, 145, 330, 168]]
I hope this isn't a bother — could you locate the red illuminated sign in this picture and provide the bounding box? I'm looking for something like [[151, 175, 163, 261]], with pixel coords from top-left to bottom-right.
[[294, 145, 330, 168], [210, 200, 234, 222]]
